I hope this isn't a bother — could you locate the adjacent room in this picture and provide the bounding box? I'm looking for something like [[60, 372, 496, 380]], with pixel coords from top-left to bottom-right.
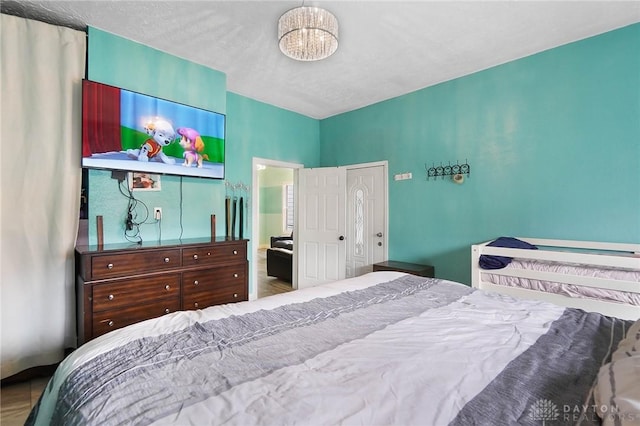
[[256, 163, 295, 296], [1, 1, 639, 425]]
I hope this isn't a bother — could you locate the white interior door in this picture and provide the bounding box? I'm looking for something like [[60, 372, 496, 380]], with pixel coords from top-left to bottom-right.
[[296, 167, 346, 289], [345, 164, 387, 277]]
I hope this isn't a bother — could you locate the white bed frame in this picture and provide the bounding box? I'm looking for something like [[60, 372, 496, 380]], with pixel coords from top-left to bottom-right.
[[471, 238, 640, 320]]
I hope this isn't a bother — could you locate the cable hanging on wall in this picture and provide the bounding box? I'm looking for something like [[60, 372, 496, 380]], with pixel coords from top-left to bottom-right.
[[116, 177, 150, 244], [425, 160, 471, 181]]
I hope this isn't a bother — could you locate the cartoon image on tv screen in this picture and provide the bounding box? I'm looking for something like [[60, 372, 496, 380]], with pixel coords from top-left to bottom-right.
[[177, 127, 207, 168], [82, 80, 225, 179], [127, 119, 177, 164]]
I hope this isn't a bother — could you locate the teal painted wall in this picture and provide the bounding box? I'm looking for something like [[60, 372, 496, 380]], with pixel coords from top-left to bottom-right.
[[87, 28, 226, 113], [320, 24, 640, 285], [86, 29, 319, 293], [225, 93, 320, 167]]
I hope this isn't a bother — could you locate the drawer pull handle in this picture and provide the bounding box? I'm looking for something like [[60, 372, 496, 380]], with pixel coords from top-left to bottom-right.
[[233, 273, 239, 278], [194, 280, 199, 285], [108, 320, 114, 327], [233, 293, 238, 298], [165, 285, 171, 290], [165, 308, 170, 314], [108, 294, 114, 300], [107, 263, 114, 269], [233, 250, 238, 255], [207, 252, 211, 256], [194, 302, 199, 308], [164, 257, 170, 263], [193, 254, 198, 260]]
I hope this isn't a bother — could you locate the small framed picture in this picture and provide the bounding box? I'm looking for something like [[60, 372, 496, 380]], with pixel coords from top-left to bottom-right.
[[129, 172, 161, 191]]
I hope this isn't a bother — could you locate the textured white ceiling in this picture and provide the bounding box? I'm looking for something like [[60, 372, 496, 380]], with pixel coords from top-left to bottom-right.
[[3, 1, 639, 119]]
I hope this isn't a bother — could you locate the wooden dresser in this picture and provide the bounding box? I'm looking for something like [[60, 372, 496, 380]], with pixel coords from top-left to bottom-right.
[[76, 238, 248, 345]]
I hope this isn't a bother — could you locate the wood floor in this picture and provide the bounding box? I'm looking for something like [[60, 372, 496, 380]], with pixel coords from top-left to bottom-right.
[[256, 247, 294, 298], [0, 247, 293, 424], [1, 376, 48, 425]]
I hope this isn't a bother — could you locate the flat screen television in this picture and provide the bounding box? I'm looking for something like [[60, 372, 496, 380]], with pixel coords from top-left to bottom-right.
[[82, 79, 225, 179]]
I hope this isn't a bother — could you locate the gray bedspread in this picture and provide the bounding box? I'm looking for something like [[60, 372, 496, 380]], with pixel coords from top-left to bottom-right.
[[27, 274, 631, 426], [451, 308, 627, 425]]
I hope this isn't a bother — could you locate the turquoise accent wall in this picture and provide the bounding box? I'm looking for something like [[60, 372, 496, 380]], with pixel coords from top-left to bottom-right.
[[86, 28, 319, 294], [87, 28, 226, 114], [320, 24, 640, 285], [225, 93, 320, 167]]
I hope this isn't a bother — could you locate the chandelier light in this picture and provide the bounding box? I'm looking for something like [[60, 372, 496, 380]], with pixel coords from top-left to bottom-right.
[[278, 6, 339, 61]]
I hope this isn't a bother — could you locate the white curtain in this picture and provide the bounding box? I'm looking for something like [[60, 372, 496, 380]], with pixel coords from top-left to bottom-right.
[[1, 14, 86, 379]]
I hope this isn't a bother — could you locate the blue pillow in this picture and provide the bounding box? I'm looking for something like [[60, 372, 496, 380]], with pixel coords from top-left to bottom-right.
[[479, 237, 538, 270]]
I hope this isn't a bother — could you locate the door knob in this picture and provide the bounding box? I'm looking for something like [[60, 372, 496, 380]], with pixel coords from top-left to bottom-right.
[[376, 232, 383, 237], [339, 235, 345, 241], [378, 242, 382, 246]]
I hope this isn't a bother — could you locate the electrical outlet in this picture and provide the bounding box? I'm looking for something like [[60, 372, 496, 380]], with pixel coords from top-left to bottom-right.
[[394, 172, 413, 181], [154, 207, 162, 220]]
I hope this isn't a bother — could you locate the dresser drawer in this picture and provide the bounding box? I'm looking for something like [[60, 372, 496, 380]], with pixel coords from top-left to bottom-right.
[[92, 298, 181, 338], [183, 264, 247, 309], [183, 281, 247, 310], [182, 264, 246, 294], [90, 249, 181, 279], [92, 274, 180, 312], [182, 243, 246, 267]]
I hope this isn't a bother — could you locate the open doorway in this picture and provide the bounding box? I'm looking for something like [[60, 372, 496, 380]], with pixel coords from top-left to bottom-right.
[[251, 158, 303, 300]]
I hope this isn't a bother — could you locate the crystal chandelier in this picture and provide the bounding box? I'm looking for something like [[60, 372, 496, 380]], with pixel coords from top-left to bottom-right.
[[278, 6, 339, 61]]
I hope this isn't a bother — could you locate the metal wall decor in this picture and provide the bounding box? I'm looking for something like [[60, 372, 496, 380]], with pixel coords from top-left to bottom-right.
[[225, 181, 250, 239], [426, 160, 471, 181]]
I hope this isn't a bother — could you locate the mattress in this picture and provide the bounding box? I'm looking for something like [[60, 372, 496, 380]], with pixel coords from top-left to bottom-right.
[[482, 259, 640, 306], [27, 271, 631, 426]]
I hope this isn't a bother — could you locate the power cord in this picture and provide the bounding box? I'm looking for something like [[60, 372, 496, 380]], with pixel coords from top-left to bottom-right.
[[118, 178, 152, 244]]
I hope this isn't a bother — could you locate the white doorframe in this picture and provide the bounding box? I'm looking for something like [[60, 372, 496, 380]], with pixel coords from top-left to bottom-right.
[[250, 157, 303, 300]]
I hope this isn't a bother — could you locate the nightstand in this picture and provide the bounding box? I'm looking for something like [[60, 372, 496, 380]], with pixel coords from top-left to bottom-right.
[[372, 260, 434, 278]]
